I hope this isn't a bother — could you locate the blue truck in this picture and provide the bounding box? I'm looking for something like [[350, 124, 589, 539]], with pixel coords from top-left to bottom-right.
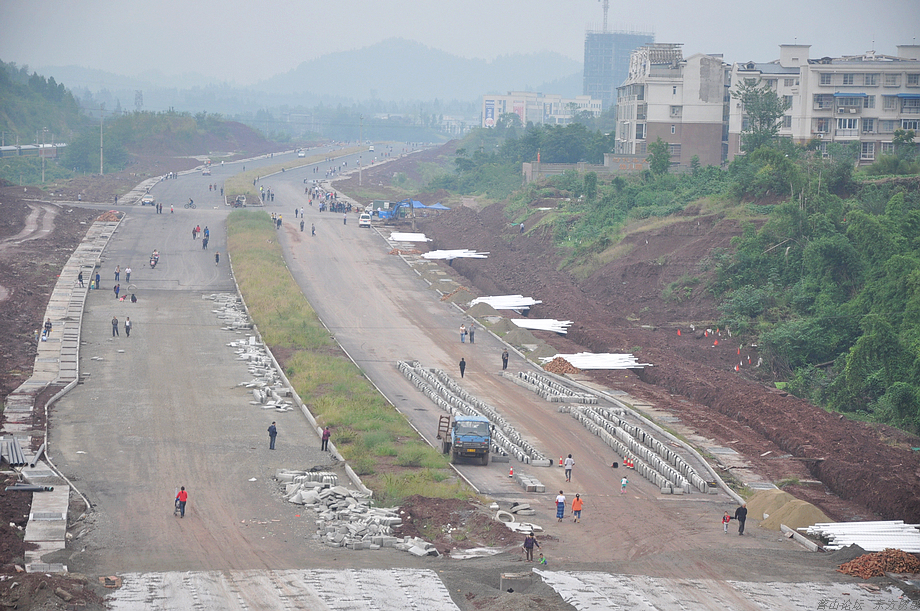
[[438, 415, 491, 465]]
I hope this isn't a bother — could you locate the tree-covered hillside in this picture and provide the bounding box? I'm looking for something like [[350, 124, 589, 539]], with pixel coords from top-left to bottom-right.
[[427, 118, 920, 433]]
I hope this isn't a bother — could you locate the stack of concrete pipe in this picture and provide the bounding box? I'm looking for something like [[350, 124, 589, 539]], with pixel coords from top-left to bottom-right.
[[502, 371, 597, 404], [397, 361, 551, 467], [207, 293, 254, 330], [561, 406, 709, 494]]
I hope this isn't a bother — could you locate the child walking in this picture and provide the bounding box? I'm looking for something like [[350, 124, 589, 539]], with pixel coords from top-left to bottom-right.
[[722, 511, 731, 533]]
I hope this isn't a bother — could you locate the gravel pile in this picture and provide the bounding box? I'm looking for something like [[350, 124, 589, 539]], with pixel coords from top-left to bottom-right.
[[837, 548, 920, 578]]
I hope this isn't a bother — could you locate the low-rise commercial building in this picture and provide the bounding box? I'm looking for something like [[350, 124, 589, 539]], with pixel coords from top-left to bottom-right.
[[482, 92, 602, 128]]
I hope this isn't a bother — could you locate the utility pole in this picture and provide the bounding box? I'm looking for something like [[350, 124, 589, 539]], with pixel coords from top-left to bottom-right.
[[359, 115, 363, 186], [99, 110, 104, 175], [41, 128, 47, 183]]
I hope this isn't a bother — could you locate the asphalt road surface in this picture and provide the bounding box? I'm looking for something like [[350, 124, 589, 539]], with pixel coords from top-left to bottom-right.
[[47, 150, 886, 609]]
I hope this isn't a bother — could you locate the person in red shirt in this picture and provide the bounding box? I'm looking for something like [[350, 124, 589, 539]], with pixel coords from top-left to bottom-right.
[[176, 486, 188, 518]]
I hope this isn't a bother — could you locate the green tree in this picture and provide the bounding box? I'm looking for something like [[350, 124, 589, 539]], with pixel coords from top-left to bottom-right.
[[731, 78, 790, 153], [647, 137, 670, 175], [583, 172, 598, 202]]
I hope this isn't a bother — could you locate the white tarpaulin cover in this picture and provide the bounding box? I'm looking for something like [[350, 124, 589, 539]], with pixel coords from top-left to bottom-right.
[[539, 352, 651, 369]]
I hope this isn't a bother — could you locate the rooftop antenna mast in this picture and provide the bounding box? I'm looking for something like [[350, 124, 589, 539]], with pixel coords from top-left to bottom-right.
[[599, 0, 609, 32]]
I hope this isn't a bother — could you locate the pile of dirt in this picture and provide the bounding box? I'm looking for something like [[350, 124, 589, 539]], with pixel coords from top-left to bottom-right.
[[389, 248, 421, 255], [837, 548, 920, 579], [95, 210, 122, 222], [440, 286, 473, 303], [466, 302, 500, 317], [542, 357, 579, 375], [395, 496, 514, 553], [487, 318, 515, 334], [503, 327, 538, 346], [747, 489, 796, 521], [759, 499, 831, 531]]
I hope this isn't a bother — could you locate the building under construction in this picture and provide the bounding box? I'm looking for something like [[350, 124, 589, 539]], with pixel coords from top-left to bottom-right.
[[584, 30, 654, 110]]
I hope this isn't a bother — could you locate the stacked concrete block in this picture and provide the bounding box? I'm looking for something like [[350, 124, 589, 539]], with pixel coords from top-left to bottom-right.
[[397, 361, 550, 467], [564, 406, 708, 494], [503, 371, 597, 404], [512, 472, 546, 493]]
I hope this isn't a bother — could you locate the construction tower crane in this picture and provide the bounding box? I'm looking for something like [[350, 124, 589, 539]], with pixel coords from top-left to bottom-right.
[[599, 0, 609, 32]]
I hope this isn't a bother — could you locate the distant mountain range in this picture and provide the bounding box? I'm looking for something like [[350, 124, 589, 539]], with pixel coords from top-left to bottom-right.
[[39, 38, 583, 110], [258, 38, 583, 102]]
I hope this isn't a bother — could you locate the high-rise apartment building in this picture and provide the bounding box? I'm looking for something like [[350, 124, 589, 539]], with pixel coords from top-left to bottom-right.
[[584, 30, 654, 110]]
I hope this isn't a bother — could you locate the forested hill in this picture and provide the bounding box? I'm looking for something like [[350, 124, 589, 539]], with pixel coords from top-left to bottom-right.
[[0, 60, 85, 144]]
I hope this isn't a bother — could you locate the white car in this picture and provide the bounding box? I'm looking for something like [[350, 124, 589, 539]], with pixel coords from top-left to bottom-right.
[[202, 167, 211, 176], [368, 145, 374, 152], [297, 150, 306, 158], [358, 213, 372, 228]]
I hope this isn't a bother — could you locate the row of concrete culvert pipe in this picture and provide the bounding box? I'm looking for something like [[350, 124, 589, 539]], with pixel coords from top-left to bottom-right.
[[563, 405, 710, 494], [397, 361, 551, 466], [503, 371, 598, 404]]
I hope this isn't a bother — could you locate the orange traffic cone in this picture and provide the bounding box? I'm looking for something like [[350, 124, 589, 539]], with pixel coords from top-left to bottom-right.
[[509, 467, 514, 477], [713, 339, 719, 346], [734, 364, 740, 372], [738, 346, 741, 355], [559, 456, 563, 467], [677, 329, 681, 336]]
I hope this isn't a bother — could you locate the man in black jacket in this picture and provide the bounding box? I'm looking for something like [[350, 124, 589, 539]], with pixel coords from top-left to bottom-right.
[[734, 503, 748, 535]]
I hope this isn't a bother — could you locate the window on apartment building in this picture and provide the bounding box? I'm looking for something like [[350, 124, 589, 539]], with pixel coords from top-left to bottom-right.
[[636, 124, 646, 139], [861, 142, 875, 160], [842, 74, 855, 85], [814, 94, 834, 109], [880, 142, 895, 155], [820, 73, 832, 85], [670, 106, 682, 117], [638, 142, 647, 155], [765, 79, 777, 90], [864, 74, 878, 86], [885, 73, 902, 87], [883, 96, 899, 110], [671, 125, 676, 134], [880, 120, 896, 133], [814, 118, 830, 133], [903, 119, 920, 131], [863, 96, 875, 108], [784, 78, 798, 87], [673, 86, 677, 95], [908, 74, 920, 87], [862, 118, 875, 133], [837, 117, 858, 130], [742, 117, 750, 131], [668, 143, 681, 157], [783, 116, 792, 129], [783, 95, 793, 108], [903, 99, 920, 113]]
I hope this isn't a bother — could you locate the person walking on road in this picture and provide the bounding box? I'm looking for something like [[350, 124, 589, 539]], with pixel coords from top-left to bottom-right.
[[555, 491, 566, 522], [563, 454, 575, 482], [468, 323, 475, 344], [43, 318, 52, 338], [522, 532, 540, 562], [125, 267, 131, 283], [115, 265, 120, 282], [114, 284, 120, 300], [343, 213, 347, 225], [95, 272, 101, 290], [300, 219, 305, 232], [125, 317, 132, 337], [215, 252, 220, 265], [459, 324, 466, 343], [734, 503, 748, 535], [501, 349, 509, 370], [459, 357, 466, 378], [620, 476, 629, 494], [321, 426, 331, 451], [77, 272, 84, 287], [176, 486, 188, 518], [722, 511, 732, 534], [572, 493, 583, 523], [111, 316, 119, 337], [311, 223, 315, 236], [268, 422, 277, 450]]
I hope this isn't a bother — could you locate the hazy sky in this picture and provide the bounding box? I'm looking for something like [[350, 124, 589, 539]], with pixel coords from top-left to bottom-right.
[[2, 0, 917, 85]]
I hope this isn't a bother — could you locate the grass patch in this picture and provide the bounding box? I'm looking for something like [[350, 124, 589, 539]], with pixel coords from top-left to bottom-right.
[[227, 210, 467, 505]]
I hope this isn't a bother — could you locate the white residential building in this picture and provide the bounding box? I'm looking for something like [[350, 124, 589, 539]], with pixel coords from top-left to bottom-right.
[[616, 44, 730, 167], [728, 44, 920, 163], [481, 92, 602, 128]]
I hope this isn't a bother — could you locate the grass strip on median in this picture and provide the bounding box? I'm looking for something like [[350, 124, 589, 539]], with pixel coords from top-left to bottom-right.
[[224, 147, 366, 203], [226, 210, 467, 505]]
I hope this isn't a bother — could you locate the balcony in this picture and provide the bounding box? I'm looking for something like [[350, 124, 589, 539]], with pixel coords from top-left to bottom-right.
[[835, 129, 859, 138], [835, 106, 861, 115]]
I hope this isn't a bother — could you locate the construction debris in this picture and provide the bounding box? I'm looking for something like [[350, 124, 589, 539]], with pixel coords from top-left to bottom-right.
[[440, 286, 471, 302], [837, 548, 920, 579], [542, 357, 580, 374], [539, 352, 652, 370], [388, 248, 422, 255]]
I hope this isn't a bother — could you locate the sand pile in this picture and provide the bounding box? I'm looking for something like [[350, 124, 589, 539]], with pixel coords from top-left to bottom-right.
[[747, 489, 796, 521], [759, 499, 831, 531], [441, 288, 475, 304], [466, 302, 500, 317], [503, 327, 538, 346], [488, 318, 515, 334]]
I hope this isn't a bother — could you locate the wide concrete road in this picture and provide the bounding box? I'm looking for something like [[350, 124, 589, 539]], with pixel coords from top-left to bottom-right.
[[51, 147, 429, 575]]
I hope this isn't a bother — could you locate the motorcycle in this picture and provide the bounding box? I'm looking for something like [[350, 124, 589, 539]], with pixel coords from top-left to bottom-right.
[[150, 251, 159, 268]]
